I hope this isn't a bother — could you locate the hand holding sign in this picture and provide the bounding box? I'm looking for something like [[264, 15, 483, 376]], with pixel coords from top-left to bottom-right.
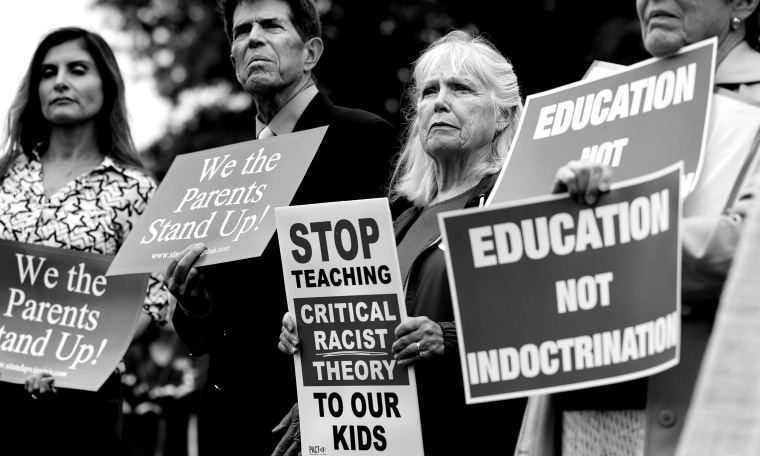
[[162, 243, 212, 316], [553, 159, 613, 205], [391, 316, 444, 367], [278, 312, 299, 355]]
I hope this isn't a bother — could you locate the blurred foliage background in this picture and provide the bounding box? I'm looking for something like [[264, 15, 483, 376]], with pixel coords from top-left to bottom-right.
[[93, 0, 650, 180]]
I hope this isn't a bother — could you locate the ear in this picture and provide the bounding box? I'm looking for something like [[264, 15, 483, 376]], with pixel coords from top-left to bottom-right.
[[733, 0, 760, 21], [302, 37, 324, 73]]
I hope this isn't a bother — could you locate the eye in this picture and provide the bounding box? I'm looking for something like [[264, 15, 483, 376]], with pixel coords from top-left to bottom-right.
[[421, 86, 438, 98], [232, 23, 252, 41], [41, 66, 56, 79], [69, 64, 88, 76], [455, 84, 473, 93], [261, 19, 284, 31]]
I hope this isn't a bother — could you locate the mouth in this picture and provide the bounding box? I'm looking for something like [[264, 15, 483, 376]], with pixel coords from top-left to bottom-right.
[[647, 9, 678, 23], [246, 56, 271, 67], [50, 97, 75, 105], [429, 122, 456, 132]]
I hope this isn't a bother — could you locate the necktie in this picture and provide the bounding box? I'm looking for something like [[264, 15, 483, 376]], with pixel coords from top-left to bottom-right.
[[258, 126, 275, 139]]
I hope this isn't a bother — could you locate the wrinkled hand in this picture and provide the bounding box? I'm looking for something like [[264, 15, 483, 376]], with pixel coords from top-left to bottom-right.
[[392, 316, 444, 367], [163, 243, 212, 315], [272, 402, 301, 456], [552, 159, 612, 205], [25, 372, 57, 397], [278, 312, 299, 355]]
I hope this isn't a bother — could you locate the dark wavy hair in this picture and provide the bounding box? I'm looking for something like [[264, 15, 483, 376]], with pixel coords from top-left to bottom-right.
[[0, 27, 141, 180], [217, 0, 321, 44]]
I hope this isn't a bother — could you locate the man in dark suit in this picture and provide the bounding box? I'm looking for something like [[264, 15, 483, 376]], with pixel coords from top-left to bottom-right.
[[163, 0, 398, 452]]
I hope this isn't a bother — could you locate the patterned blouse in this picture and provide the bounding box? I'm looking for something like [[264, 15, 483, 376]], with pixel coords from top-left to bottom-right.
[[0, 150, 168, 324]]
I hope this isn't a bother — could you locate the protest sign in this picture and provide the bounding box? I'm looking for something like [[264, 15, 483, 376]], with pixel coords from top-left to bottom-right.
[[582, 60, 625, 81], [439, 164, 682, 403], [488, 38, 715, 205], [0, 240, 147, 391], [276, 198, 424, 455], [106, 126, 327, 276]]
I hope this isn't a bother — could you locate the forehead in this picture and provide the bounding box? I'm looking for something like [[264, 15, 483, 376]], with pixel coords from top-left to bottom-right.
[[42, 39, 93, 64], [419, 60, 483, 86], [233, 0, 294, 25]]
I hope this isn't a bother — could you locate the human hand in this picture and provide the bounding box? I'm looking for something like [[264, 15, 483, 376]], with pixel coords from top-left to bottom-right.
[[392, 316, 444, 367], [278, 312, 299, 355], [272, 402, 301, 456], [24, 372, 57, 398], [552, 159, 612, 205], [163, 243, 212, 316]]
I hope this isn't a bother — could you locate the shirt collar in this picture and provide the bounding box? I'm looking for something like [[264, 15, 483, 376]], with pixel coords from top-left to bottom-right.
[[715, 41, 760, 85], [255, 85, 319, 137]]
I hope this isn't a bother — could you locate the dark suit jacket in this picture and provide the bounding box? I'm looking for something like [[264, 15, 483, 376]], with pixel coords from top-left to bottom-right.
[[172, 92, 398, 451]]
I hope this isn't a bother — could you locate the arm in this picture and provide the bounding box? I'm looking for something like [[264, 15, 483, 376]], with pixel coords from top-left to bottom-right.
[[682, 175, 759, 300], [166, 243, 215, 355]]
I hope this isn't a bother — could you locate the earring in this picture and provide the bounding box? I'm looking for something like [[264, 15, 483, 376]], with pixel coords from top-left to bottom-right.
[[731, 16, 741, 31]]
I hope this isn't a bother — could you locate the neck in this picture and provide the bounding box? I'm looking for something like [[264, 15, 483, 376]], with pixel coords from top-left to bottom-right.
[[46, 123, 103, 162], [252, 75, 313, 124], [432, 156, 483, 204], [717, 28, 745, 67]]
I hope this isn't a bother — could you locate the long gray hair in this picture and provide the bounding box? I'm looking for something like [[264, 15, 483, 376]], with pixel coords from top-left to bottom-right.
[[389, 30, 523, 208]]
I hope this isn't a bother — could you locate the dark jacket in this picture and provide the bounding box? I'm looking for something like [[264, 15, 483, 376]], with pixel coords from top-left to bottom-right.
[[395, 174, 527, 455], [172, 92, 398, 451]]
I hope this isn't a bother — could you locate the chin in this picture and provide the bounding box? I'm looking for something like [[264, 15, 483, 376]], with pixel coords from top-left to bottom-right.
[[644, 33, 685, 57], [244, 78, 278, 95]]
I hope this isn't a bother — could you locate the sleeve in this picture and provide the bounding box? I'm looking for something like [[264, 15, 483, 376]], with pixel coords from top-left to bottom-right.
[[172, 298, 216, 355], [144, 272, 170, 324], [682, 168, 760, 301], [119, 170, 171, 324], [438, 320, 459, 358]]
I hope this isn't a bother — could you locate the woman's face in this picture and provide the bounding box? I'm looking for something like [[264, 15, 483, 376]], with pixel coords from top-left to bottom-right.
[[417, 62, 497, 160], [636, 0, 733, 56], [38, 39, 104, 126]]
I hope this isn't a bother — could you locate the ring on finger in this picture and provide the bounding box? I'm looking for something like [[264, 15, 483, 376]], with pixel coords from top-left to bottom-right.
[[415, 342, 421, 354]]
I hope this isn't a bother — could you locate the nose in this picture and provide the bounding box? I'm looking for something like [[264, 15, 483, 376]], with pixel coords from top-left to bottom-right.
[[54, 70, 69, 91], [433, 87, 451, 112], [247, 24, 265, 47]]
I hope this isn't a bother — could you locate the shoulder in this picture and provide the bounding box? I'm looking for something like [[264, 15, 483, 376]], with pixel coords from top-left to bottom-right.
[[393, 205, 421, 237], [97, 157, 158, 203], [309, 92, 393, 130], [102, 158, 157, 188], [329, 103, 391, 126], [324, 104, 397, 147], [120, 166, 158, 190]]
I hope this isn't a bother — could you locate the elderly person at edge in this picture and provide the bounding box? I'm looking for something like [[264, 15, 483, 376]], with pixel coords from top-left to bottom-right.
[[276, 30, 529, 455], [515, 1, 760, 455]]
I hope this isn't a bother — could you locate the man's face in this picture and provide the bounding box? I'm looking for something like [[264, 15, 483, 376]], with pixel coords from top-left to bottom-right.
[[230, 0, 308, 95]]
